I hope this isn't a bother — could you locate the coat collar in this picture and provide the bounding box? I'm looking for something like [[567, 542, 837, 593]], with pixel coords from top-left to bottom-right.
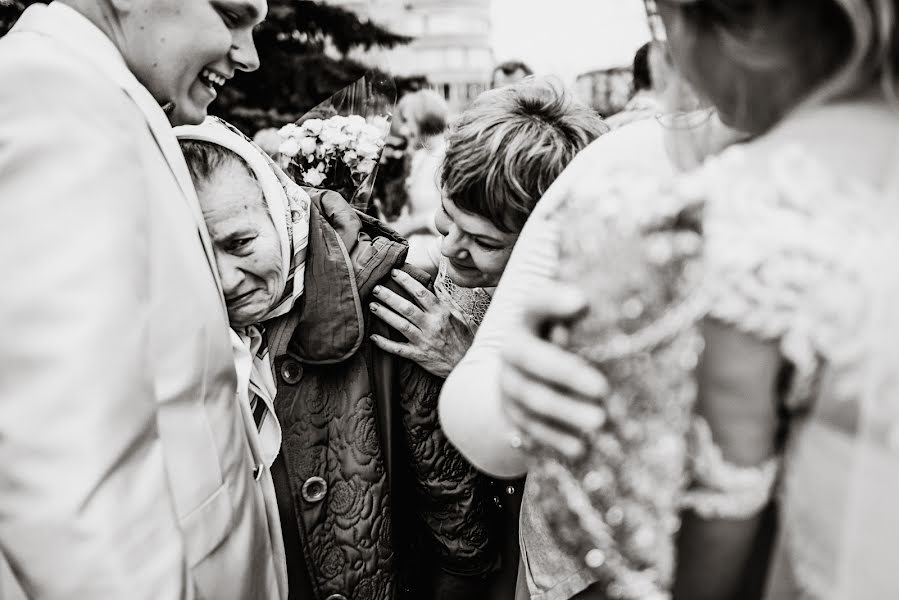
[[13, 3, 227, 314], [266, 189, 409, 364]]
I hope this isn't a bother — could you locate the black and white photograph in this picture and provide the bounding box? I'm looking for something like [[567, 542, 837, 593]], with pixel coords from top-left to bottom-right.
[[1, 0, 898, 598]]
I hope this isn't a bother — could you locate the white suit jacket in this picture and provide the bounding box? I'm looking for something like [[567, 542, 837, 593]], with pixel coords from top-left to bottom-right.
[[0, 4, 286, 599]]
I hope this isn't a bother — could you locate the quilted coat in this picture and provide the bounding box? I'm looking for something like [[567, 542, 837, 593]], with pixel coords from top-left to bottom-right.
[[264, 189, 499, 600]]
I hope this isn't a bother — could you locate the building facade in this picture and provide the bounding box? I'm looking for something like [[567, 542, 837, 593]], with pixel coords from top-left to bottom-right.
[[575, 67, 634, 118], [326, 0, 495, 113]]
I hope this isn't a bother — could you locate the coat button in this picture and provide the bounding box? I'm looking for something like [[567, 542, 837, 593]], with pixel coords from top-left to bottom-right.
[[302, 476, 328, 503], [325, 595, 348, 600], [280, 359, 303, 385]]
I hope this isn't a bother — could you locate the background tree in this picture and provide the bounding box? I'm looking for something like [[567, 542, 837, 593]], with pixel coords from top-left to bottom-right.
[[216, 0, 417, 133], [1, 0, 34, 36], [1, 0, 422, 133]]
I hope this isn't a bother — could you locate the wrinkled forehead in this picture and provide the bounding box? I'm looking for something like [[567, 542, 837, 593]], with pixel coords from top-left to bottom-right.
[[199, 158, 265, 213]]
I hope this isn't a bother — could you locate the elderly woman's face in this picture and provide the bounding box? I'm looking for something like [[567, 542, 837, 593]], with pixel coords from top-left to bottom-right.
[[435, 197, 518, 289], [197, 159, 285, 327]]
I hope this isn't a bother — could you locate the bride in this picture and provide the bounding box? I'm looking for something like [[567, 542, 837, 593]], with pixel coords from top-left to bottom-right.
[[439, 0, 899, 598]]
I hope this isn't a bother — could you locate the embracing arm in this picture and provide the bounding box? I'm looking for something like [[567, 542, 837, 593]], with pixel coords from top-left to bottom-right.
[[437, 142, 614, 478], [0, 60, 188, 598], [673, 319, 782, 600], [436, 205, 559, 477]]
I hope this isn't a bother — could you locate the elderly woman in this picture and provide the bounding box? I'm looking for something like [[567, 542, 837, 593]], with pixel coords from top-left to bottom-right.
[[174, 117, 497, 600], [367, 79, 609, 599]]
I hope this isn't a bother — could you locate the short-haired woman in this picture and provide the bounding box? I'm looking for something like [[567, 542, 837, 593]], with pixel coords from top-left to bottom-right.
[[367, 78, 609, 600]]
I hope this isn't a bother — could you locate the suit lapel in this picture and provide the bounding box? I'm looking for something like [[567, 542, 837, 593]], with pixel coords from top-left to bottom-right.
[[13, 3, 228, 313], [121, 84, 228, 311]]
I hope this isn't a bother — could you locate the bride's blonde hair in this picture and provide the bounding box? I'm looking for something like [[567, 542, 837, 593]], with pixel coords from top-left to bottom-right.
[[661, 0, 897, 133]]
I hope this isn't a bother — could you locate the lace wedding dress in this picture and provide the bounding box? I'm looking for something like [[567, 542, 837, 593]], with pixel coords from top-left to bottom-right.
[[529, 104, 899, 599]]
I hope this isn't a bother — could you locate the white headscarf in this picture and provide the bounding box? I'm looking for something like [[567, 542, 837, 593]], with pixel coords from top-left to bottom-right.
[[175, 117, 311, 467]]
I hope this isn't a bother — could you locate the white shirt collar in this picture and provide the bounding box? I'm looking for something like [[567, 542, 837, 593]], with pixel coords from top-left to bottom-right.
[[14, 2, 142, 93]]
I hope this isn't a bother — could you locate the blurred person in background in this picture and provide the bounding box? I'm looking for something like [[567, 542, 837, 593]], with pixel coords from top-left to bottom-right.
[[605, 40, 667, 128], [491, 60, 534, 89], [373, 111, 412, 222], [390, 89, 450, 265], [253, 126, 285, 165]]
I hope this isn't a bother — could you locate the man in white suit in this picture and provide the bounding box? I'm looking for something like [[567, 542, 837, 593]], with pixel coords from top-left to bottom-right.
[[0, 1, 287, 598]]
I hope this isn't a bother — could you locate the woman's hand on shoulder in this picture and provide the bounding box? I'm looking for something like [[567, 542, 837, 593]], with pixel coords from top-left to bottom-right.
[[369, 269, 473, 379], [500, 285, 609, 461]]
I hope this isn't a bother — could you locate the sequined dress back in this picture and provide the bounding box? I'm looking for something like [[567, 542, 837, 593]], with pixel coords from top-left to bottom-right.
[[529, 102, 899, 600]]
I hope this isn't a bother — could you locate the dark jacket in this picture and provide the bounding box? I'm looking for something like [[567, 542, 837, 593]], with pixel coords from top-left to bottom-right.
[[266, 189, 497, 600]]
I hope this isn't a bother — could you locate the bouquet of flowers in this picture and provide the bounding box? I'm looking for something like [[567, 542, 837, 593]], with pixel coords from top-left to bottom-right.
[[276, 72, 395, 212], [278, 114, 387, 189], [528, 174, 707, 600]]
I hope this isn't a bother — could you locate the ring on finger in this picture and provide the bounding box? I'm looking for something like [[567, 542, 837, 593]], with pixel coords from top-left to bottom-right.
[[508, 428, 532, 451]]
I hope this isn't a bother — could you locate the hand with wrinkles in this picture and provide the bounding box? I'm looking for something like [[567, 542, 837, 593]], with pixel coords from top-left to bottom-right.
[[369, 269, 474, 379]]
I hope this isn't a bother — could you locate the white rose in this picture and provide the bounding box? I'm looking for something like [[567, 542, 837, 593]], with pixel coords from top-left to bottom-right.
[[342, 150, 358, 164], [346, 115, 366, 135], [302, 169, 326, 187], [279, 123, 299, 138], [329, 115, 348, 128], [299, 137, 317, 156], [321, 130, 350, 149], [301, 119, 324, 136], [318, 127, 341, 146], [356, 158, 377, 175], [355, 140, 381, 160], [279, 138, 300, 158], [370, 116, 389, 132]]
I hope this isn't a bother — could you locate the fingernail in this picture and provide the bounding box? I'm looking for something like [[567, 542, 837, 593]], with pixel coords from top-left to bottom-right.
[[391, 269, 401, 278], [369, 303, 378, 312], [567, 441, 587, 461], [373, 286, 383, 295], [590, 409, 607, 431], [584, 372, 609, 397]]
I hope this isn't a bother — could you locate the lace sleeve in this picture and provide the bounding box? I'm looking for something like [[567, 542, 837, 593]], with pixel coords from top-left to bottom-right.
[[680, 417, 780, 520], [699, 145, 879, 411]]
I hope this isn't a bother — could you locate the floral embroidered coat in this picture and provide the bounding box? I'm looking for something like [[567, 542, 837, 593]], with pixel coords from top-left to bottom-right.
[[265, 189, 497, 600]]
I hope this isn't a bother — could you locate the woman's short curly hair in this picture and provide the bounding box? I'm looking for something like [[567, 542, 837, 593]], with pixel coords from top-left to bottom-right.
[[440, 78, 610, 235]]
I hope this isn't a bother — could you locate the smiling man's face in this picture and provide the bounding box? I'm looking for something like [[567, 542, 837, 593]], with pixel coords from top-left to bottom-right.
[[122, 0, 267, 125]]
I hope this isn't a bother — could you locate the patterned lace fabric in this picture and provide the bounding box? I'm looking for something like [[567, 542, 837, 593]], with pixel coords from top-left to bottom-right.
[[697, 144, 892, 412], [527, 167, 707, 600], [528, 138, 899, 599], [680, 417, 779, 520], [694, 143, 899, 599], [433, 258, 492, 334]]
